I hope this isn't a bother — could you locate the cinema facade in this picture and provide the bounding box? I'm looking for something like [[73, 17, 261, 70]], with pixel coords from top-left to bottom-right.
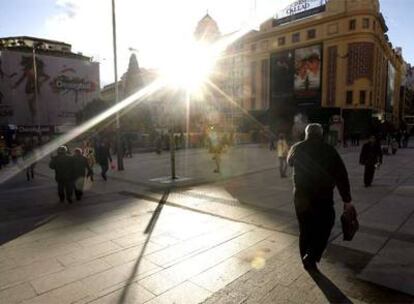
[[235, 0, 404, 137]]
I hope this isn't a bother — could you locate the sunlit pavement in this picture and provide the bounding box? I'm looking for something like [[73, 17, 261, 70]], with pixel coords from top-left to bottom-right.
[[1, 144, 414, 303]]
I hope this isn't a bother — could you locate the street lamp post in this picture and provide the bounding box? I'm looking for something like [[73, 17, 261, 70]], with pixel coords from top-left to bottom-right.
[[32, 43, 43, 141], [111, 0, 124, 171]]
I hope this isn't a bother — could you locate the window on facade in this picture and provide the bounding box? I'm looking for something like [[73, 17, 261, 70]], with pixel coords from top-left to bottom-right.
[[360, 90, 366, 104], [373, 20, 376, 31], [363, 18, 370, 29], [251, 61, 257, 96], [346, 91, 353, 105], [251, 44, 257, 52], [307, 29, 316, 39], [349, 19, 356, 30], [292, 32, 300, 43], [251, 97, 256, 110], [369, 91, 373, 106], [261, 59, 269, 109], [278, 37, 285, 46]]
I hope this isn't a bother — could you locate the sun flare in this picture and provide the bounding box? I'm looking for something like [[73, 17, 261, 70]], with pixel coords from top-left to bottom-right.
[[158, 40, 219, 93]]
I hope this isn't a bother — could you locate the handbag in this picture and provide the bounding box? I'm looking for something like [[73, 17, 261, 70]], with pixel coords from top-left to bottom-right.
[[341, 205, 359, 241]]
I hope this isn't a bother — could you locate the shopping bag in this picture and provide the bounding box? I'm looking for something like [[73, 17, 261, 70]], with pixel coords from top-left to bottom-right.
[[341, 205, 359, 241]]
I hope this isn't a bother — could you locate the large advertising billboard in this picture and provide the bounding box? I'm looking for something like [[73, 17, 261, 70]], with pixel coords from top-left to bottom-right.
[[386, 61, 395, 113], [294, 45, 321, 102], [0, 50, 99, 127], [270, 50, 294, 105]]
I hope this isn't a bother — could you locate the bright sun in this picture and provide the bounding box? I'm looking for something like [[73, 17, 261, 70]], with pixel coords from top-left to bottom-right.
[[158, 40, 219, 93]]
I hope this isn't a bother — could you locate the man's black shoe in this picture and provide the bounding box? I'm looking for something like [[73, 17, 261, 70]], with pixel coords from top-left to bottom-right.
[[303, 255, 318, 272]]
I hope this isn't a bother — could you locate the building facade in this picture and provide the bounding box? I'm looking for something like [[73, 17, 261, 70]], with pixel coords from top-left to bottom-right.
[[232, 0, 404, 136]]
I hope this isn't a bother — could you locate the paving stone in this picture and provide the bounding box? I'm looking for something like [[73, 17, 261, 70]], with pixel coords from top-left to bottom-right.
[[332, 232, 387, 254], [0, 259, 63, 289], [87, 282, 154, 304], [80, 258, 160, 295], [57, 241, 122, 266], [102, 242, 166, 267], [112, 231, 155, 248], [190, 257, 251, 292], [145, 281, 211, 304], [0, 283, 36, 304], [140, 229, 272, 295], [30, 259, 111, 294], [146, 224, 249, 267], [22, 281, 89, 304]]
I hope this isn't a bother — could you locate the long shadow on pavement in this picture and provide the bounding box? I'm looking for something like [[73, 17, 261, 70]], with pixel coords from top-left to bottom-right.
[[308, 270, 353, 304], [0, 215, 58, 246], [117, 189, 170, 304]]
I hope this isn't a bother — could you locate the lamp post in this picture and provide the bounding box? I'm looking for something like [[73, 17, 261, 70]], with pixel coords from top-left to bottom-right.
[[32, 42, 43, 140], [111, 0, 124, 170]]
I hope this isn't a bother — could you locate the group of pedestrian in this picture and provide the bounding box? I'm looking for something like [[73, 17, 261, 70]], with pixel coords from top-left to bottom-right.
[[49, 146, 93, 203], [48, 139, 113, 203]]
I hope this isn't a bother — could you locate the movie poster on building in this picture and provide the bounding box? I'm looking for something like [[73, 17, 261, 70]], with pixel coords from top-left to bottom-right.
[[294, 45, 321, 101], [0, 50, 99, 127], [270, 50, 294, 104], [386, 61, 396, 112]]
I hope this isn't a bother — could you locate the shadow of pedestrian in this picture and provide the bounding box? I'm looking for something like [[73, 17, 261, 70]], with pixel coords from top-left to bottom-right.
[[0, 214, 57, 246], [308, 270, 353, 304], [117, 189, 170, 304]]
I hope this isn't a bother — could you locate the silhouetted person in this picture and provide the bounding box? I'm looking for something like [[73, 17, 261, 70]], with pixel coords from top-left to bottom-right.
[[49, 146, 74, 203], [155, 134, 162, 154], [208, 127, 225, 173], [95, 141, 112, 181], [276, 133, 289, 178], [72, 148, 93, 201], [402, 130, 410, 148], [288, 124, 353, 271], [22, 141, 36, 181], [359, 135, 382, 187]]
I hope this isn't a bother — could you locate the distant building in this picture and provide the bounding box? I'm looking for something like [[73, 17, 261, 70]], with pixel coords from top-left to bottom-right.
[[0, 36, 100, 136], [194, 14, 221, 43], [221, 0, 405, 136]]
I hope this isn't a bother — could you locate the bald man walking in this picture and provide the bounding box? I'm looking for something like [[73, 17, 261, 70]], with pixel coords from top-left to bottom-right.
[[288, 124, 354, 271]]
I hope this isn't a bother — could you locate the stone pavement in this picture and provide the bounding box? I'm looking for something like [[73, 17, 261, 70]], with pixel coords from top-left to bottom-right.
[[0, 144, 414, 303]]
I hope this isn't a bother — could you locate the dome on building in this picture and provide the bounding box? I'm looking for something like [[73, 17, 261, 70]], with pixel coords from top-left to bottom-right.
[[194, 13, 221, 42]]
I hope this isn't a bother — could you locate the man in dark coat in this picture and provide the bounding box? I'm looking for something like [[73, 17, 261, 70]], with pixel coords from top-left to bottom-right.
[[287, 123, 353, 271], [72, 148, 93, 201], [95, 141, 112, 181], [49, 146, 74, 203], [359, 135, 382, 187]]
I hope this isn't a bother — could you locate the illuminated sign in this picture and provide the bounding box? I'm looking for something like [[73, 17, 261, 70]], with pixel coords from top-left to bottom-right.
[[274, 0, 326, 26]]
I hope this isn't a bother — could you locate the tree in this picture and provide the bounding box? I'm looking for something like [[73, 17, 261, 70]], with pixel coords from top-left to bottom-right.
[[76, 98, 110, 123]]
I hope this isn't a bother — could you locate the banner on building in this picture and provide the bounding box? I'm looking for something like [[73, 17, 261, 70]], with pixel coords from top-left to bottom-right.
[[386, 61, 396, 112], [270, 50, 295, 104], [294, 45, 321, 103], [0, 50, 99, 127]]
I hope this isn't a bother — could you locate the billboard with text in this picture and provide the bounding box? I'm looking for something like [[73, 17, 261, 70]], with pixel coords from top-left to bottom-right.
[[0, 50, 99, 126]]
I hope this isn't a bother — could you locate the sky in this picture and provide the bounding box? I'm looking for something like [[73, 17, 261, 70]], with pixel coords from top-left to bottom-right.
[[0, 0, 413, 85]]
